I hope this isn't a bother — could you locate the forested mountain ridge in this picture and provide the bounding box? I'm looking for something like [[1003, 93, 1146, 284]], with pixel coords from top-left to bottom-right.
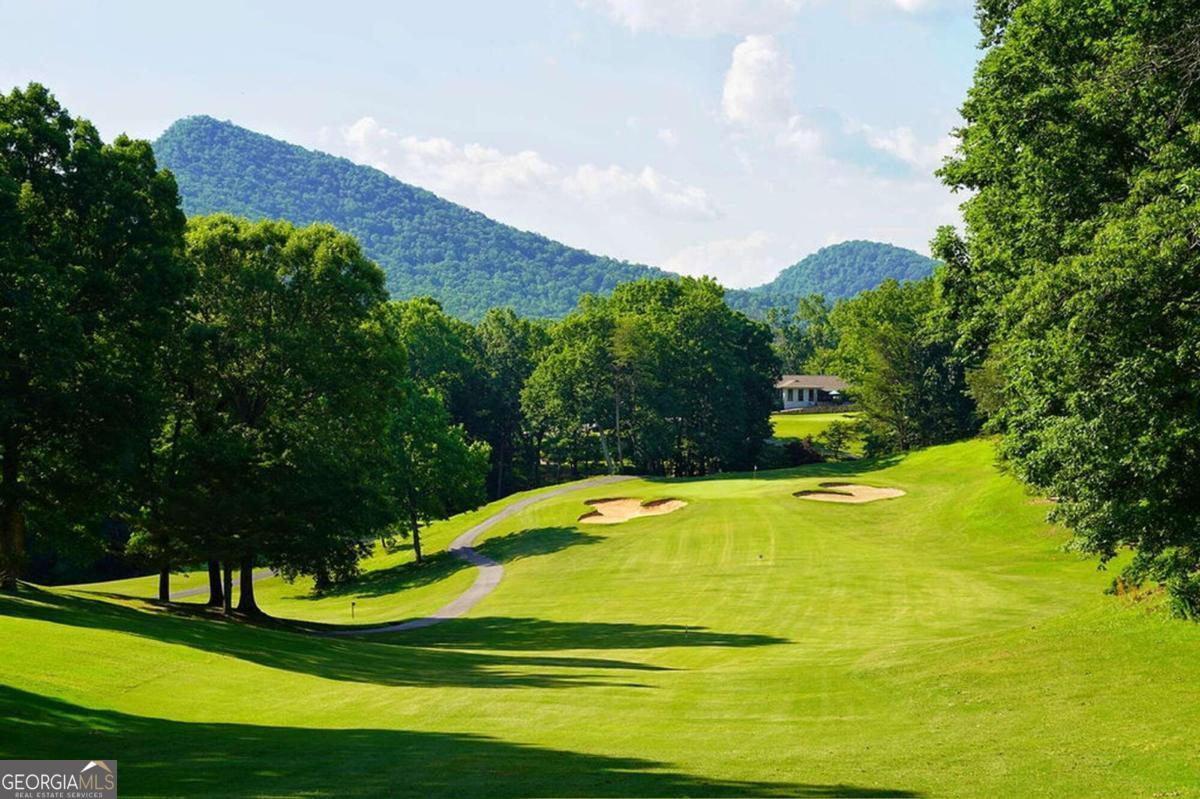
[[153, 116, 670, 319], [154, 116, 935, 319], [747, 240, 937, 304]]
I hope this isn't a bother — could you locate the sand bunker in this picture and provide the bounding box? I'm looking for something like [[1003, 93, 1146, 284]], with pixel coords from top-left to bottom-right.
[[794, 482, 906, 504], [579, 497, 687, 524]]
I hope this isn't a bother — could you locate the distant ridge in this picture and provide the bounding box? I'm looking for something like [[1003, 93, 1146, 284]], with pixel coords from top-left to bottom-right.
[[735, 240, 937, 312], [153, 117, 936, 319], [153, 116, 668, 319]]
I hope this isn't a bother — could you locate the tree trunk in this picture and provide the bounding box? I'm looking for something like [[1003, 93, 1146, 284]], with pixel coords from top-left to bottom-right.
[[494, 439, 505, 498], [410, 512, 423, 564], [0, 431, 23, 591], [614, 392, 623, 471], [222, 561, 233, 615], [158, 564, 170, 602], [236, 555, 260, 616], [206, 559, 223, 607], [0, 506, 24, 592]]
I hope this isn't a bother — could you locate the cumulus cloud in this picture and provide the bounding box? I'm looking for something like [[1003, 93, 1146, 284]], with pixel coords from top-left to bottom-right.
[[337, 116, 718, 220], [722, 34, 794, 128], [657, 127, 679, 146], [664, 230, 793, 287], [720, 35, 823, 157]]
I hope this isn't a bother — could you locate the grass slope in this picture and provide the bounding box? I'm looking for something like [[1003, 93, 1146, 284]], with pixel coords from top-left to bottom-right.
[[2, 439, 1197, 798]]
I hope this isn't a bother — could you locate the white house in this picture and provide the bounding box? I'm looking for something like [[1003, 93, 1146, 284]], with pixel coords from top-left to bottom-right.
[[776, 374, 847, 410]]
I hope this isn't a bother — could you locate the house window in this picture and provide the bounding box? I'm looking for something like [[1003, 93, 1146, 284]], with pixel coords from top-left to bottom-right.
[[786, 388, 794, 401]]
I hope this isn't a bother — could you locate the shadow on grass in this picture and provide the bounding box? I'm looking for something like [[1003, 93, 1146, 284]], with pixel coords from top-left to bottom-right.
[[392, 616, 786, 651], [292, 526, 602, 601], [0, 588, 779, 690], [644, 453, 904, 483], [0, 685, 919, 798]]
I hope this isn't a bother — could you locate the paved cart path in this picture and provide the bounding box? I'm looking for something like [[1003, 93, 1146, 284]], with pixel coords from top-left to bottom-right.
[[327, 474, 634, 636]]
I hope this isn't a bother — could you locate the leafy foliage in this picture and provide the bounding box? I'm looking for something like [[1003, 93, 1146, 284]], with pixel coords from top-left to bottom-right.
[[826, 278, 976, 454], [153, 116, 671, 320], [0, 84, 190, 589], [764, 294, 838, 373], [523, 278, 779, 476], [938, 0, 1200, 613], [730, 240, 937, 315]]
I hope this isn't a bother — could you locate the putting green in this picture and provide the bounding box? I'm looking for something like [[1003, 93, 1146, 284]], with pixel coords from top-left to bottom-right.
[[2, 438, 1197, 798]]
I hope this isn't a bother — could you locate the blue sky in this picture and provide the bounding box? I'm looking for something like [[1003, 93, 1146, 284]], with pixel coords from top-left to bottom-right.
[[1, 0, 981, 286]]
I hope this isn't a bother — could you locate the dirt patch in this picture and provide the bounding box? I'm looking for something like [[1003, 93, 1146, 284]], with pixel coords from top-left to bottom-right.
[[794, 481, 905, 504], [579, 497, 687, 524]]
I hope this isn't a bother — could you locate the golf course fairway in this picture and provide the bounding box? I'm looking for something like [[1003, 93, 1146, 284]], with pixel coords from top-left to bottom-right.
[[2, 438, 1197, 798]]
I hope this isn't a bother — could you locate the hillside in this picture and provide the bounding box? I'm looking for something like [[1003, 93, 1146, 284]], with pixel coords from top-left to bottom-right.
[[153, 116, 670, 319], [154, 117, 936, 320], [3, 439, 1198, 797], [739, 240, 937, 309]]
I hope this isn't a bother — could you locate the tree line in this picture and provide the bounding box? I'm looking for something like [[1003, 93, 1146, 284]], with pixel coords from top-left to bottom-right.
[[0, 86, 491, 609], [0, 85, 781, 604]]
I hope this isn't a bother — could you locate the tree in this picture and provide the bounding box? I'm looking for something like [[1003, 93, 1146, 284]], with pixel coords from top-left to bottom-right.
[[815, 421, 854, 460], [474, 309, 549, 496], [383, 297, 482, 426], [938, 0, 1200, 613], [827, 278, 975, 454], [382, 388, 489, 564], [524, 278, 778, 477], [0, 84, 189, 590], [164, 215, 395, 614], [766, 294, 838, 373]]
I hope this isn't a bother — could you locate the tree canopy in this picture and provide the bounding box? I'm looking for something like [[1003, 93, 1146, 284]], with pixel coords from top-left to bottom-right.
[[153, 117, 938, 321], [0, 84, 190, 589], [524, 278, 778, 477], [936, 0, 1200, 615]]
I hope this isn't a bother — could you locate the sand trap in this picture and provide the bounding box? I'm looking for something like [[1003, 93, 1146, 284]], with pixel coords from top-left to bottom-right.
[[579, 497, 687, 524], [794, 482, 905, 504]]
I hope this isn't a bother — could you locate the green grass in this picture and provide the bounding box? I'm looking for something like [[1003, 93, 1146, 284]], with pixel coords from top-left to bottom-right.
[[771, 410, 858, 439], [2, 439, 1198, 797], [772, 410, 862, 455]]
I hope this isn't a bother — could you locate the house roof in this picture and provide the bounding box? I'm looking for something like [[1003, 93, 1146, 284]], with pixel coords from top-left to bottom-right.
[[775, 374, 847, 391]]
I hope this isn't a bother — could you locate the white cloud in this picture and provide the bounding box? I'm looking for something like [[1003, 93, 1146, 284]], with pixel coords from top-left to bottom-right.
[[585, 0, 803, 37], [657, 127, 679, 146], [722, 34, 795, 128], [584, 0, 939, 37], [854, 123, 956, 170], [721, 36, 824, 158], [664, 230, 794, 287], [337, 116, 718, 220], [564, 164, 719, 218]]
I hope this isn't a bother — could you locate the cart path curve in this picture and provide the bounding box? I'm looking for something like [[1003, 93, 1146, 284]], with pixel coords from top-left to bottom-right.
[[326, 474, 635, 636]]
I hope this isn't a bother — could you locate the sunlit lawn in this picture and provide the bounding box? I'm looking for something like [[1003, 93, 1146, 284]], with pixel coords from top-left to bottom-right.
[[2, 439, 1197, 797]]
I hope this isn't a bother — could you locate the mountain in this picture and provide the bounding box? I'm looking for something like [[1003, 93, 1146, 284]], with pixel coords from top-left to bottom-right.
[[153, 116, 669, 319], [153, 117, 935, 319], [732, 241, 938, 312]]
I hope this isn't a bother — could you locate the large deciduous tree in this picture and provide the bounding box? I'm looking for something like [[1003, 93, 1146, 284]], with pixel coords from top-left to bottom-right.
[[167, 215, 395, 614], [937, 0, 1200, 614], [0, 84, 189, 590], [826, 278, 975, 454]]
